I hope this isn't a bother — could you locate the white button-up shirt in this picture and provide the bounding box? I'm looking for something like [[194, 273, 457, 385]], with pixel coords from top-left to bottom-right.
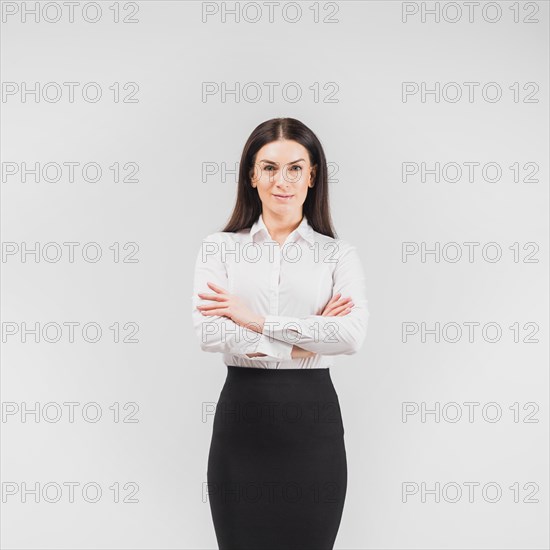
[[191, 213, 369, 369]]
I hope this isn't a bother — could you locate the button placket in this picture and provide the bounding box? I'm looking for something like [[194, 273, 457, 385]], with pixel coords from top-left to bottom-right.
[[269, 243, 280, 315], [272, 243, 282, 369]]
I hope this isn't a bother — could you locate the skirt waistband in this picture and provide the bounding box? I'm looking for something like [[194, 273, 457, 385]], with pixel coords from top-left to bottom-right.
[[226, 365, 330, 383]]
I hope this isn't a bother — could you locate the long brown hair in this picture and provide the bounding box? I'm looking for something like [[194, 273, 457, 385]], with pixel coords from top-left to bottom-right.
[[221, 117, 337, 238]]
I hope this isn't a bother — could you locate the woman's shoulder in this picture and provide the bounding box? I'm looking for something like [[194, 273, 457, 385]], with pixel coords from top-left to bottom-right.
[[311, 230, 356, 254], [200, 229, 248, 243], [306, 231, 360, 267], [194, 231, 245, 264]]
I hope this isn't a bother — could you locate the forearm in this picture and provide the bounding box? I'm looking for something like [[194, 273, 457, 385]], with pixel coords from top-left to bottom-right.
[[248, 318, 314, 357], [291, 345, 316, 358], [193, 305, 293, 361], [259, 311, 368, 356]]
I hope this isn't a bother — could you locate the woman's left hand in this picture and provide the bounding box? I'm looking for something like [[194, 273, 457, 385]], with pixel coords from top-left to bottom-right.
[[197, 282, 264, 333]]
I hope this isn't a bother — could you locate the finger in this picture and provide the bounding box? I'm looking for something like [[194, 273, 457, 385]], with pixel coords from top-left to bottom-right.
[[197, 293, 225, 302], [336, 307, 352, 317], [329, 302, 353, 316], [322, 294, 340, 312], [332, 297, 352, 307], [323, 297, 351, 315], [206, 282, 228, 294], [198, 303, 229, 312], [200, 308, 229, 316]]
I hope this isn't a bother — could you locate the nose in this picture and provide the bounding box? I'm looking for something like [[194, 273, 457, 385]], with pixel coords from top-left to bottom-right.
[[275, 166, 299, 187], [274, 170, 289, 189]]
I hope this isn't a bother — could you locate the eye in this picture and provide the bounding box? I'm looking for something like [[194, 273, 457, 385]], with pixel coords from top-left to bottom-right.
[[291, 165, 302, 171], [263, 165, 275, 172]]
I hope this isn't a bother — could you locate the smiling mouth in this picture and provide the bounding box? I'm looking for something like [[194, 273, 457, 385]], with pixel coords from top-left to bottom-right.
[[273, 194, 293, 199]]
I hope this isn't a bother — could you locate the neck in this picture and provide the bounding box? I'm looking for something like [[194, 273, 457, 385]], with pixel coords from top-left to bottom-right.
[[262, 209, 303, 243]]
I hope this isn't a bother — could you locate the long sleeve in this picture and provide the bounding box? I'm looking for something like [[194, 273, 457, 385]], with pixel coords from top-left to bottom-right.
[[261, 240, 369, 356], [191, 233, 294, 362]]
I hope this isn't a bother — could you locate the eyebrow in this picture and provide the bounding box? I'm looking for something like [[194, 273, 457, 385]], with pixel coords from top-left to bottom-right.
[[258, 158, 306, 165]]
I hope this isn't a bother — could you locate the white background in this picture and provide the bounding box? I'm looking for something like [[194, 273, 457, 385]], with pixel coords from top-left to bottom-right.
[[1, 1, 549, 549]]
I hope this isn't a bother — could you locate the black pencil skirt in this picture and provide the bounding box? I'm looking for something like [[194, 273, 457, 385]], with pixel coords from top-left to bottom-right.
[[206, 365, 348, 550]]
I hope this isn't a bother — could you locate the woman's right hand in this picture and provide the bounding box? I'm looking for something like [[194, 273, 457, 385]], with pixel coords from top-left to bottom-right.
[[292, 294, 354, 358]]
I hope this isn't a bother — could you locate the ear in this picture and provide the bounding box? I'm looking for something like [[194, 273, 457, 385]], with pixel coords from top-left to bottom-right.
[[249, 159, 259, 186], [309, 165, 317, 186]]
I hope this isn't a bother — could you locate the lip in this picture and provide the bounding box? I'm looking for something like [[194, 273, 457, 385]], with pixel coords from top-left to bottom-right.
[[273, 194, 294, 200]]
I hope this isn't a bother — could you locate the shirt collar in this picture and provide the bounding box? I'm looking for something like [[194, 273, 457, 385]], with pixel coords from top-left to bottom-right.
[[250, 213, 315, 245]]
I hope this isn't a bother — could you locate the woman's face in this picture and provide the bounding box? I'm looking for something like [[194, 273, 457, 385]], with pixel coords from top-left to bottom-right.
[[251, 139, 316, 217]]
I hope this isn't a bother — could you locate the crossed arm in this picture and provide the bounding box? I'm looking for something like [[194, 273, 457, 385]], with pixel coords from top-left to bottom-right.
[[191, 233, 369, 361]]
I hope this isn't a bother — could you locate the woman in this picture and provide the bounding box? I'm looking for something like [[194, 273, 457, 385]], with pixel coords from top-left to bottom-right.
[[192, 117, 369, 550]]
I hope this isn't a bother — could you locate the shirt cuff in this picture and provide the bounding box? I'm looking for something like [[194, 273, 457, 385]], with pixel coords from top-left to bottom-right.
[[253, 332, 293, 361]]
